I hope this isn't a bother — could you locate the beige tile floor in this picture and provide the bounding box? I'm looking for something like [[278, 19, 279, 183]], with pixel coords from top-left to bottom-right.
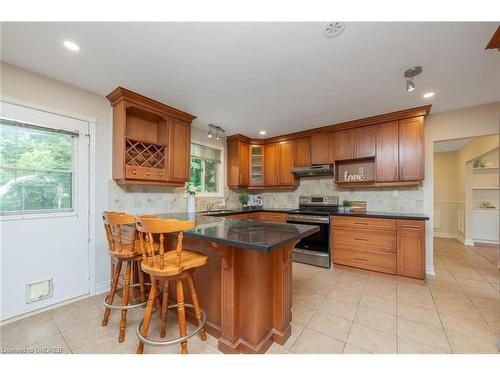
[[1, 238, 498, 354]]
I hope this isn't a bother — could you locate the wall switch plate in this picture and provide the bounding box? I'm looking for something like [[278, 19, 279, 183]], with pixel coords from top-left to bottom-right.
[[392, 190, 398, 197]]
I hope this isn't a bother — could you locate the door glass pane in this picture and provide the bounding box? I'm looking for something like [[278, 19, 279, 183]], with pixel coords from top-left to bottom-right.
[[0, 120, 74, 214], [204, 160, 218, 193]]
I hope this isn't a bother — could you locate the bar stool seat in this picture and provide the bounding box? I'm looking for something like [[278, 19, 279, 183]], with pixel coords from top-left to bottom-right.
[[141, 251, 207, 278], [135, 216, 208, 354]]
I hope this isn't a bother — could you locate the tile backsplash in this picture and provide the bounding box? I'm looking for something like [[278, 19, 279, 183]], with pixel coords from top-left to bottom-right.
[[107, 176, 424, 214]]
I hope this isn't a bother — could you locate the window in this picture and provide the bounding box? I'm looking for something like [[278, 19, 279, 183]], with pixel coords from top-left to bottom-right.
[[188, 143, 222, 195], [0, 119, 76, 215]]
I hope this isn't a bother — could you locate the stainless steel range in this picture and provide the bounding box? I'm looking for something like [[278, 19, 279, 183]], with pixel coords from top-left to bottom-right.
[[286, 195, 339, 268]]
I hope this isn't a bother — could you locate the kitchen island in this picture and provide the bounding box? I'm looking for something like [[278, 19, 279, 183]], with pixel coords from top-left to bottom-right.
[[154, 212, 319, 354]]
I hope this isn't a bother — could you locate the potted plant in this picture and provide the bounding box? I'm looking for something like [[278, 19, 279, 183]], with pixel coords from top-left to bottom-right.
[[342, 199, 351, 213], [239, 192, 250, 208], [186, 183, 197, 213]]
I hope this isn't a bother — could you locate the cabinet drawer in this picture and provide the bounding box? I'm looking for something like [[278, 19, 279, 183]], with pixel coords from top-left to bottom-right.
[[332, 216, 397, 230], [397, 220, 425, 231], [333, 246, 396, 274], [333, 227, 396, 252], [126, 166, 166, 181], [259, 212, 286, 222]]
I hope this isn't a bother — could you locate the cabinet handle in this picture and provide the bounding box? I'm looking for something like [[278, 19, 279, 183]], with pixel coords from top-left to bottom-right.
[[158, 172, 163, 177], [354, 222, 368, 225], [132, 170, 137, 175], [354, 237, 369, 241], [353, 257, 369, 261], [146, 171, 150, 176], [401, 225, 420, 229]]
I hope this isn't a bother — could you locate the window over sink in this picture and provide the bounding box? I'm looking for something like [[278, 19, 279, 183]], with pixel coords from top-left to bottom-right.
[[188, 143, 223, 196]]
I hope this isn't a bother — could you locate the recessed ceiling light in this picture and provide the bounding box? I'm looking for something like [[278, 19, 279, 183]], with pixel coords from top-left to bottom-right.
[[63, 40, 80, 51], [259, 130, 266, 135], [423, 92, 435, 98]]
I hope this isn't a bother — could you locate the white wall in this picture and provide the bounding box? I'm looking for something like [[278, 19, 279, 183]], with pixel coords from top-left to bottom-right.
[[424, 101, 500, 274]]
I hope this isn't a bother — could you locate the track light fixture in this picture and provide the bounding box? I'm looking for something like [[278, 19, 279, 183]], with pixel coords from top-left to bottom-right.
[[208, 124, 226, 140], [404, 66, 422, 92]]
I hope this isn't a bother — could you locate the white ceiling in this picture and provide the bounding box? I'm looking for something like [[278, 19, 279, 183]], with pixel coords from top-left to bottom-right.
[[434, 138, 473, 153], [1, 22, 499, 137]]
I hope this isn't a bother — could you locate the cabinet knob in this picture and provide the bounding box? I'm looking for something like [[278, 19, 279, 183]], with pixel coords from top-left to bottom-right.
[[132, 170, 137, 175], [146, 171, 150, 176], [158, 172, 162, 177]]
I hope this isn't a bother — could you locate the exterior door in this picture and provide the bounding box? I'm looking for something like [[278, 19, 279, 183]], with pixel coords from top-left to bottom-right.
[[0, 102, 90, 320]]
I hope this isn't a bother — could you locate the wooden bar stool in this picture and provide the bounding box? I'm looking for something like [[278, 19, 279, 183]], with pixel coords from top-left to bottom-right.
[[135, 216, 208, 354], [102, 211, 149, 343]]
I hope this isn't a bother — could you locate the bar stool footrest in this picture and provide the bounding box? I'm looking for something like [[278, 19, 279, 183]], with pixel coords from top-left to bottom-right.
[[136, 303, 206, 346], [103, 283, 151, 310]]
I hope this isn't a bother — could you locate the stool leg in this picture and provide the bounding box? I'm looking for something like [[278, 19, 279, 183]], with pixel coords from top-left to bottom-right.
[[187, 273, 206, 341], [118, 261, 132, 343], [137, 261, 146, 302], [136, 278, 158, 354], [160, 280, 170, 338], [176, 279, 188, 354], [102, 259, 122, 326]]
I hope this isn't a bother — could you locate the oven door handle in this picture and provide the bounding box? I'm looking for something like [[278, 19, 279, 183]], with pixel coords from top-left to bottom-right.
[[293, 248, 330, 257]]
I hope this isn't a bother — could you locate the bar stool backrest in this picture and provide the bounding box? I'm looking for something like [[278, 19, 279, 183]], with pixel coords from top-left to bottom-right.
[[135, 217, 195, 270], [102, 211, 137, 255]]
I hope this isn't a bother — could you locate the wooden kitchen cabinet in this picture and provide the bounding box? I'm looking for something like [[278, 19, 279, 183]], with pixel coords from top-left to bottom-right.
[[167, 119, 191, 183], [355, 125, 376, 159], [397, 220, 425, 279], [264, 143, 278, 186], [333, 129, 355, 161], [107, 87, 196, 186], [399, 117, 424, 181], [277, 140, 296, 186], [375, 121, 399, 182], [250, 145, 264, 186], [311, 132, 333, 164], [227, 139, 250, 188], [293, 137, 311, 167]]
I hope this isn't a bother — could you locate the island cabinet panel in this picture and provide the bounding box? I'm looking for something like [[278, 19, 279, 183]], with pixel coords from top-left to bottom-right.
[[375, 121, 399, 182], [227, 140, 250, 188], [277, 140, 296, 186], [333, 129, 355, 161], [259, 212, 287, 223], [355, 125, 376, 158], [332, 216, 426, 279], [399, 117, 424, 181], [310, 132, 333, 165], [107, 87, 196, 186], [264, 143, 278, 186], [397, 220, 425, 279], [293, 137, 311, 167]]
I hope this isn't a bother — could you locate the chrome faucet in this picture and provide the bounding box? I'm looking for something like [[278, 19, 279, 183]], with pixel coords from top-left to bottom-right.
[[207, 198, 226, 212]]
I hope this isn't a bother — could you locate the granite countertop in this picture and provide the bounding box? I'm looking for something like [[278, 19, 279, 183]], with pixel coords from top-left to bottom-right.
[[155, 212, 319, 253], [201, 207, 290, 216], [332, 211, 429, 220]]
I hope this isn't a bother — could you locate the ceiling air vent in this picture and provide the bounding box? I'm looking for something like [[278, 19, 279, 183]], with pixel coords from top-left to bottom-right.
[[323, 22, 346, 38]]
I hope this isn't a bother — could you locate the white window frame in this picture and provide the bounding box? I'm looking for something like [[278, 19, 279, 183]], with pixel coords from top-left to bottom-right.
[[188, 140, 225, 198]]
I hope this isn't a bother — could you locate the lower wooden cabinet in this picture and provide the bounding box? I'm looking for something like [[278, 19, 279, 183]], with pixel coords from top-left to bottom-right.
[[225, 211, 286, 222], [332, 216, 426, 279]]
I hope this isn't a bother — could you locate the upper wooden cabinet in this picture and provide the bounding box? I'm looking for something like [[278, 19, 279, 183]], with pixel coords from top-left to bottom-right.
[[399, 117, 424, 181], [264, 143, 278, 186], [333, 126, 375, 161], [375, 121, 399, 182], [277, 140, 295, 186], [250, 145, 264, 186], [107, 87, 196, 186], [333, 129, 355, 161], [293, 137, 311, 167], [311, 132, 333, 165], [227, 140, 250, 188]]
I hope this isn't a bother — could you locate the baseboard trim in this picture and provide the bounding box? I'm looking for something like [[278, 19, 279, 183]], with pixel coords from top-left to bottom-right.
[[433, 232, 458, 239], [425, 265, 436, 276], [95, 280, 111, 295], [464, 238, 475, 246]]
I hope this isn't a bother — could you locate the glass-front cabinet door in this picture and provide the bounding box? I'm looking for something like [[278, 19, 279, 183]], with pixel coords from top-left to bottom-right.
[[250, 145, 264, 186]]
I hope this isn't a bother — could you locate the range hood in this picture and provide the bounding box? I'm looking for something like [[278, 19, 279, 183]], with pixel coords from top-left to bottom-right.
[[291, 164, 334, 177]]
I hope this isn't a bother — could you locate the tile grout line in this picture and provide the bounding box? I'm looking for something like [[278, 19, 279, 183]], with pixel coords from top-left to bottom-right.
[[342, 274, 370, 354]]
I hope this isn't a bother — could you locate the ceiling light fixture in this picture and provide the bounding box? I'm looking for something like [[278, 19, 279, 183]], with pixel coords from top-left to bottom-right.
[[208, 124, 226, 140], [323, 22, 345, 38], [404, 66, 422, 92], [259, 130, 266, 135], [423, 92, 435, 98], [63, 40, 80, 51]]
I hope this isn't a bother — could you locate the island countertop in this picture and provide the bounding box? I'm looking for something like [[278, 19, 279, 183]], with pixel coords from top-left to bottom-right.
[[154, 212, 319, 253]]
